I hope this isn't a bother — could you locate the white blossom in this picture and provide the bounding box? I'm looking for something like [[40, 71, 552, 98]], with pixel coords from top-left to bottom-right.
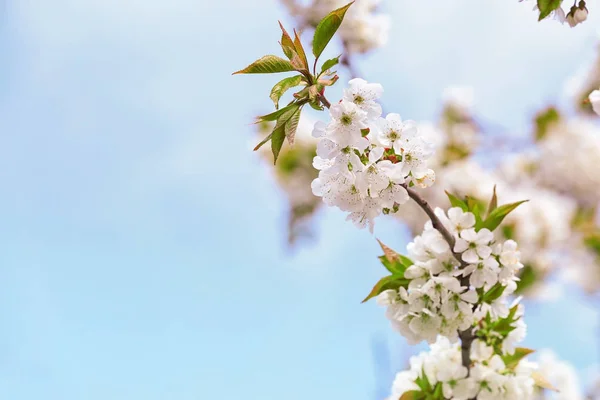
[[311, 80, 435, 231]]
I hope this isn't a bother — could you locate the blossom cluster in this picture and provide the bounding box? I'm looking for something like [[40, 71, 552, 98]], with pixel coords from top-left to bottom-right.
[[387, 336, 537, 400], [311, 79, 435, 231], [377, 207, 525, 344], [281, 0, 389, 54]]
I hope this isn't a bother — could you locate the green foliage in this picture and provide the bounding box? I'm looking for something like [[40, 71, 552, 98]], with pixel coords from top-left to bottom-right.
[[362, 240, 413, 303], [320, 55, 341, 75], [284, 107, 302, 145], [480, 282, 507, 304], [445, 189, 526, 232], [534, 107, 560, 140], [502, 347, 535, 370], [270, 75, 305, 109], [537, 0, 563, 20], [466, 195, 485, 230], [476, 305, 521, 354], [312, 2, 354, 60], [486, 185, 498, 218], [515, 264, 538, 295], [233, 55, 295, 74], [481, 200, 528, 231], [235, 10, 349, 163], [445, 190, 468, 212], [361, 274, 410, 303]]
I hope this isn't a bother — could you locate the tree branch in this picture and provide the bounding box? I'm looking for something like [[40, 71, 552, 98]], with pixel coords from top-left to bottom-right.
[[401, 183, 475, 377], [318, 93, 332, 109]]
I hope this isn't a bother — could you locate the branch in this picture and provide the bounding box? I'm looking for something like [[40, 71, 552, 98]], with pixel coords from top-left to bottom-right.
[[318, 93, 332, 109], [402, 183, 475, 377]]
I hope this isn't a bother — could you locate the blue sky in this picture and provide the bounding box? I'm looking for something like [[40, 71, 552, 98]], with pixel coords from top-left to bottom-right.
[[0, 1, 598, 399]]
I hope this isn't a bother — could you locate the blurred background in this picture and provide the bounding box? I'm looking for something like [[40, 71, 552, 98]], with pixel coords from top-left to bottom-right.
[[0, 0, 599, 399]]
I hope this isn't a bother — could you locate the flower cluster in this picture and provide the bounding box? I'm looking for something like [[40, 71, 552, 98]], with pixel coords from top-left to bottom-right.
[[377, 207, 525, 344], [387, 336, 537, 400], [281, 0, 389, 54], [311, 79, 435, 231]]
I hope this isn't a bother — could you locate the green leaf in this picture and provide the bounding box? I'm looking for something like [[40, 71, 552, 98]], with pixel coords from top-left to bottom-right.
[[432, 382, 443, 399], [284, 107, 302, 145], [256, 103, 299, 123], [515, 264, 537, 294], [486, 185, 498, 218], [270, 75, 305, 109], [503, 347, 535, 369], [482, 200, 529, 232], [534, 107, 560, 140], [361, 274, 410, 303], [377, 239, 413, 274], [320, 55, 341, 74], [537, 0, 562, 21], [481, 283, 507, 303], [255, 103, 302, 162], [271, 122, 286, 164], [445, 191, 468, 212], [233, 55, 295, 74], [253, 133, 272, 151], [312, 2, 354, 60], [308, 100, 324, 111], [278, 21, 296, 60], [293, 29, 309, 69]]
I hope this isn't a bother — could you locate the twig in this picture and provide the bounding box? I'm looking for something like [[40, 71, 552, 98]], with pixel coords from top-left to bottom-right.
[[318, 93, 332, 109], [402, 184, 475, 375]]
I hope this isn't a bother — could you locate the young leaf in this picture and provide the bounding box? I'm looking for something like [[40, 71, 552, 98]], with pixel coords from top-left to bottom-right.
[[312, 2, 354, 60], [503, 348, 535, 369], [270, 75, 305, 109], [278, 22, 296, 60], [292, 29, 309, 69], [445, 191, 468, 212], [532, 371, 559, 392], [378, 239, 398, 263], [361, 274, 409, 303], [284, 107, 302, 145], [483, 200, 529, 232], [537, 0, 562, 21], [320, 55, 341, 74], [233, 55, 295, 74], [486, 185, 498, 218], [481, 283, 507, 303]]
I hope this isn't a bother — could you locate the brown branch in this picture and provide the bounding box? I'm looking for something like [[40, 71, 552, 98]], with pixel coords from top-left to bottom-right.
[[402, 183, 475, 377], [318, 93, 332, 109]]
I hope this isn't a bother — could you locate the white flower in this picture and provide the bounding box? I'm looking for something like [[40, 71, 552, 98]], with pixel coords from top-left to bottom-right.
[[440, 207, 476, 234], [464, 257, 500, 288], [311, 80, 436, 231], [589, 89, 600, 115], [343, 78, 383, 119], [373, 113, 418, 152], [454, 228, 494, 263], [327, 100, 368, 146]]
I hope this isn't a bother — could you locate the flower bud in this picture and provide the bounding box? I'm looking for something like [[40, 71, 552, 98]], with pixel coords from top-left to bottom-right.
[[575, 1, 588, 23]]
